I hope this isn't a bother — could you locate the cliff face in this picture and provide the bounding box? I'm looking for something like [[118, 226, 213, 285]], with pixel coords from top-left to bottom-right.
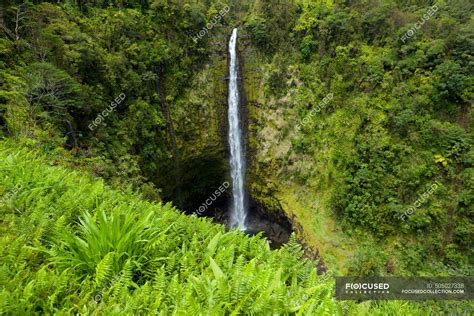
[[236, 15, 472, 273], [239, 42, 355, 271], [168, 15, 472, 274]]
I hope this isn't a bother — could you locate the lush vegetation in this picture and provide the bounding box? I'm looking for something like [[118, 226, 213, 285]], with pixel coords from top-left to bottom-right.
[[2, 139, 471, 314], [242, 0, 473, 277], [1, 0, 236, 210], [0, 0, 472, 314], [0, 140, 333, 314]]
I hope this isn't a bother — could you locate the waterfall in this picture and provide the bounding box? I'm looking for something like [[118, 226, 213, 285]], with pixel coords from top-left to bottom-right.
[[228, 28, 247, 230]]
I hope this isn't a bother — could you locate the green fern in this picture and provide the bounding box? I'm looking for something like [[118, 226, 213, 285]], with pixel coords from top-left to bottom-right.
[[95, 252, 115, 287], [0, 139, 452, 315]]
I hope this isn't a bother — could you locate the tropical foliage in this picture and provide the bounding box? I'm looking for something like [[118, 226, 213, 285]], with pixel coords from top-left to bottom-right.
[[2, 140, 470, 314], [0, 0, 473, 314]]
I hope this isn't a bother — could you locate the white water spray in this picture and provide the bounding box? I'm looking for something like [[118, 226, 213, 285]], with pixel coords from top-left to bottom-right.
[[228, 28, 247, 230]]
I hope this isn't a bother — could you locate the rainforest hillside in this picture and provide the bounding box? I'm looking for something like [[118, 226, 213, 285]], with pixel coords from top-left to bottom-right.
[[0, 0, 473, 314], [1, 139, 454, 315]]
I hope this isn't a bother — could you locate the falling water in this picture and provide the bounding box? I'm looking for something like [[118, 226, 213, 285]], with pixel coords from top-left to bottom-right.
[[228, 28, 247, 230]]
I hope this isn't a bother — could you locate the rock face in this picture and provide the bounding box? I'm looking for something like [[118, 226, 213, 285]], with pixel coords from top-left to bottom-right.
[[196, 194, 292, 249], [160, 27, 325, 268]]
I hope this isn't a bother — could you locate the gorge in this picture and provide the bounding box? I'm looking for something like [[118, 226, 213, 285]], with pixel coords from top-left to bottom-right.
[[1, 0, 472, 314]]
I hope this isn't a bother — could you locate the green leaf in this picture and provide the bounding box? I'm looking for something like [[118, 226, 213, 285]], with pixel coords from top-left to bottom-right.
[[209, 257, 225, 280]]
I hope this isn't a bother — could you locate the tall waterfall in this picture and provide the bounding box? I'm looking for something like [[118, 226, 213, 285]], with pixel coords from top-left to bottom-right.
[[228, 28, 247, 230]]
